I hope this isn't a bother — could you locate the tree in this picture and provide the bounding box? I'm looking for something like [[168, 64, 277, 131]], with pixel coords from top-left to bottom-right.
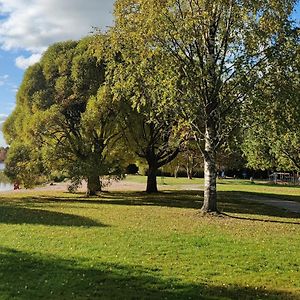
[[4, 36, 125, 194], [4, 142, 44, 188], [106, 21, 184, 193], [165, 140, 203, 179], [114, 0, 297, 212], [123, 108, 181, 193], [243, 29, 300, 172]]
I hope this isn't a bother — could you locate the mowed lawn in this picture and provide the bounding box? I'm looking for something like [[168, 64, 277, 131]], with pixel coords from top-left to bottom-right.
[[0, 176, 299, 299]]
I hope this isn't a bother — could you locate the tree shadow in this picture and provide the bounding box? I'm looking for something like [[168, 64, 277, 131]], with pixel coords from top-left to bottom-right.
[[0, 246, 297, 300], [218, 191, 300, 219], [1, 189, 299, 224], [35, 190, 300, 218], [0, 204, 106, 227]]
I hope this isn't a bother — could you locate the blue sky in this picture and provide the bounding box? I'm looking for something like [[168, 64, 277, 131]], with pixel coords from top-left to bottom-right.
[[0, 1, 299, 147], [0, 0, 115, 146]]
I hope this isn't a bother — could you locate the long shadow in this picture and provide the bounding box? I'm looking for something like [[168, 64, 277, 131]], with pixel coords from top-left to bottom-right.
[[0, 246, 297, 300], [0, 205, 106, 227], [218, 191, 300, 218], [36, 190, 300, 218], [220, 212, 300, 225], [1, 190, 299, 223]]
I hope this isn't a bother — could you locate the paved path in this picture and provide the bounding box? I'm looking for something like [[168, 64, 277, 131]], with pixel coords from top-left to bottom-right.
[[180, 184, 300, 214], [243, 195, 300, 214]]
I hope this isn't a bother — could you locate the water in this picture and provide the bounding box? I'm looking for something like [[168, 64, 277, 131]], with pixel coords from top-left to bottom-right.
[[0, 182, 13, 192], [0, 163, 13, 191]]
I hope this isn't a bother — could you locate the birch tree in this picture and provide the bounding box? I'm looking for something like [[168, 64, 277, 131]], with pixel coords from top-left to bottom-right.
[[114, 0, 297, 213]]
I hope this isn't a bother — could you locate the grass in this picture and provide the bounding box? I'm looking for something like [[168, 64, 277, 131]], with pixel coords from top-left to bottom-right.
[[0, 176, 299, 299]]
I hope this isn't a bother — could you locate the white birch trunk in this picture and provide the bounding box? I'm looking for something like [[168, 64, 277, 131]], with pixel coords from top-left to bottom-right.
[[201, 125, 218, 213]]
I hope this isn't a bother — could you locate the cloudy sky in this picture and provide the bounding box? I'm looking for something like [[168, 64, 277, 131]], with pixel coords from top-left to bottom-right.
[[0, 1, 299, 146], [0, 0, 114, 146]]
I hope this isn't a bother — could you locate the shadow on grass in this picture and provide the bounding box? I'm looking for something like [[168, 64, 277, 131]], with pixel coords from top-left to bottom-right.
[[40, 190, 299, 217], [0, 246, 297, 300], [0, 205, 105, 227], [0, 190, 299, 224]]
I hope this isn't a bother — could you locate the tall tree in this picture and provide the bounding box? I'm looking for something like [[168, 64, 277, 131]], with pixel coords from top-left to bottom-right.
[[243, 29, 300, 172], [114, 0, 297, 212], [106, 21, 184, 193], [4, 36, 125, 194]]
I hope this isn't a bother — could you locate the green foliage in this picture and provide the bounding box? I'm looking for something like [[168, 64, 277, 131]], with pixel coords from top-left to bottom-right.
[[4, 142, 45, 188], [243, 30, 300, 171], [113, 0, 298, 208], [3, 36, 126, 192], [108, 4, 186, 192]]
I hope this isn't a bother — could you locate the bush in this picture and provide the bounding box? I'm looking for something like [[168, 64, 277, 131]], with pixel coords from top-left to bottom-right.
[[126, 164, 139, 174]]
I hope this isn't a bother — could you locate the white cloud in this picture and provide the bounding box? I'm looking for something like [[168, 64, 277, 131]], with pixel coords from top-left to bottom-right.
[[15, 53, 42, 70], [0, 0, 114, 68], [0, 74, 9, 86]]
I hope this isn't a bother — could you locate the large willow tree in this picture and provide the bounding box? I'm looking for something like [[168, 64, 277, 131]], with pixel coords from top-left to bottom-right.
[[4, 36, 125, 195], [114, 0, 297, 213]]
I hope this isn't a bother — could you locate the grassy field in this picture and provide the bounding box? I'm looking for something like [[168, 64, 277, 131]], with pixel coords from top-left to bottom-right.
[[0, 176, 299, 299]]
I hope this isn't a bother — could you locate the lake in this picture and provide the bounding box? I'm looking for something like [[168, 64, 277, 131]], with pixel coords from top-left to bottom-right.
[[0, 163, 14, 191]]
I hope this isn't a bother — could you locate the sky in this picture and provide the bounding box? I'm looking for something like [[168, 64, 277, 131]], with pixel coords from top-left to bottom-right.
[[0, 1, 299, 147], [0, 0, 115, 146]]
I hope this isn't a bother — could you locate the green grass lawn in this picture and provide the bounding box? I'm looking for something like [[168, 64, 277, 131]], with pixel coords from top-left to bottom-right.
[[0, 176, 299, 299]]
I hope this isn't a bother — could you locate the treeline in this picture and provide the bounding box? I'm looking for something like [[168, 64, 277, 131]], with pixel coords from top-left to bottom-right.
[[3, 0, 299, 213]]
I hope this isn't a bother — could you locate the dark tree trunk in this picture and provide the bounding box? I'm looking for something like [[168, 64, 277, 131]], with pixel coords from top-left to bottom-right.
[[87, 174, 101, 196], [146, 164, 158, 193], [201, 125, 218, 213]]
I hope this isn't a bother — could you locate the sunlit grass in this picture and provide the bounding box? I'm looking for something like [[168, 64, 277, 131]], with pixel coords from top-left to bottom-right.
[[0, 177, 299, 299]]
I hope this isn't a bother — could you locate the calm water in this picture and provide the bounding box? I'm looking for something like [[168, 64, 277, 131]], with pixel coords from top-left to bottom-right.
[[0, 163, 13, 191]]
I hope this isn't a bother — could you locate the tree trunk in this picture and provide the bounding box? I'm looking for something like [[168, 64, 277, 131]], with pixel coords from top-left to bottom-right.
[[146, 164, 158, 193], [174, 165, 180, 178], [187, 167, 193, 180], [87, 174, 101, 196], [201, 126, 218, 213]]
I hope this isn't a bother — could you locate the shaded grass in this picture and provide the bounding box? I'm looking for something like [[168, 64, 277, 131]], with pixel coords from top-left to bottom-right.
[[0, 246, 297, 300], [0, 180, 299, 299]]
